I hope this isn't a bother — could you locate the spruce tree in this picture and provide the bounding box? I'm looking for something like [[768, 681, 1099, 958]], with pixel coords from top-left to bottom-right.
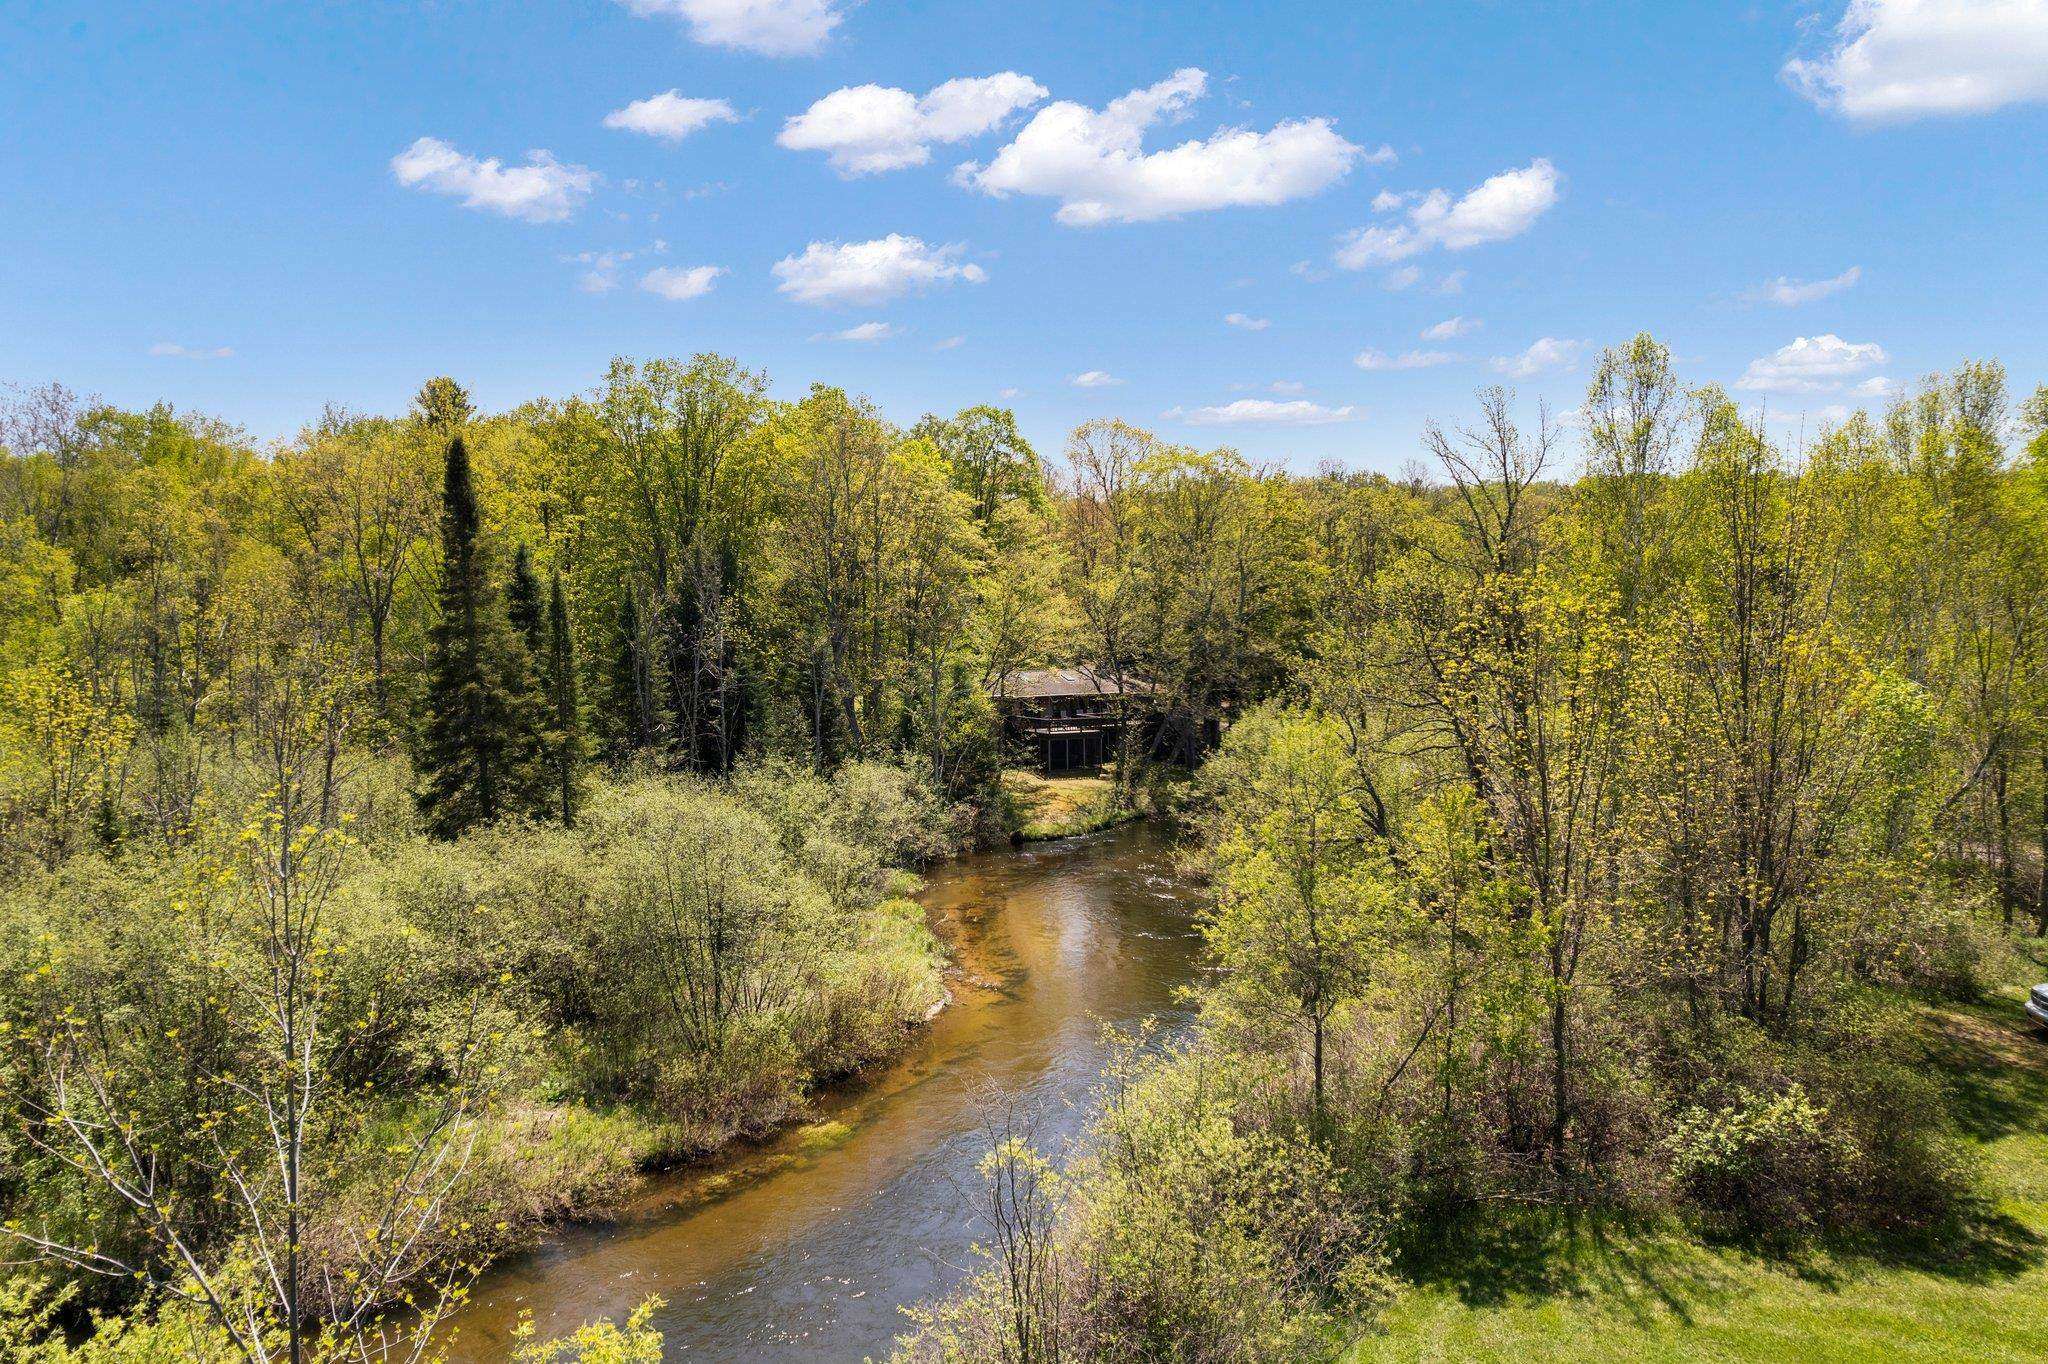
[[416, 436, 523, 839], [500, 542, 558, 813], [412, 375, 474, 433], [504, 556, 557, 820], [608, 582, 656, 758], [547, 569, 583, 825], [507, 543, 545, 656]]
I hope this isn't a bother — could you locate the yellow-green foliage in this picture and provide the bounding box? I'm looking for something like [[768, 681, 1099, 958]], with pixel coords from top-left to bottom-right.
[[905, 348, 2048, 1362], [7, 347, 2048, 1362], [0, 763, 952, 1351], [511, 1296, 666, 1364], [0, 1280, 238, 1363], [896, 1038, 1397, 1364]]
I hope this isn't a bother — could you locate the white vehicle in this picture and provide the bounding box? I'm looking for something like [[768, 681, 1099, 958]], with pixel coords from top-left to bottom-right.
[[2029, 984, 2048, 1031]]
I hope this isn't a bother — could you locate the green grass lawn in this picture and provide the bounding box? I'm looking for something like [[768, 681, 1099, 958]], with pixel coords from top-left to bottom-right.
[[1000, 769, 1138, 840], [1343, 967, 2048, 1364]]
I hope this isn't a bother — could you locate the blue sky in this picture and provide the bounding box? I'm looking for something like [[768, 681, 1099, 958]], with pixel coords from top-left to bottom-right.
[[4, 0, 2045, 471]]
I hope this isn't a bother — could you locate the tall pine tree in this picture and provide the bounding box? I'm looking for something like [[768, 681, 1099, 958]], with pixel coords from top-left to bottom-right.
[[501, 541, 558, 806], [504, 543, 556, 815], [547, 569, 583, 825], [507, 543, 545, 656], [416, 436, 528, 838], [608, 582, 657, 759]]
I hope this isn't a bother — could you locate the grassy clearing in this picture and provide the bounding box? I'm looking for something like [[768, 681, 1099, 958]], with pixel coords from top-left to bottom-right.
[[1000, 769, 1139, 840], [1341, 960, 2048, 1364]]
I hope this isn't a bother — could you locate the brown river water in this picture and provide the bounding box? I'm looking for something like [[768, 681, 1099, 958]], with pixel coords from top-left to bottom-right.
[[441, 821, 1202, 1362]]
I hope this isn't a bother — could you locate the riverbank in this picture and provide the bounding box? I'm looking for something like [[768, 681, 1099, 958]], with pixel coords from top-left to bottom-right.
[[440, 898, 950, 1270], [1341, 961, 2048, 1363], [440, 821, 1203, 1362], [439, 892, 963, 1292], [429, 787, 1064, 1302], [1000, 769, 1146, 840], [335, 765, 971, 1333], [424, 832, 1016, 1321], [439, 822, 1029, 1273]]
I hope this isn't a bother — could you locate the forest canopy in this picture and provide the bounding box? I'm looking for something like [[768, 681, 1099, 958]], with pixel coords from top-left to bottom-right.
[[2, 338, 2047, 1360]]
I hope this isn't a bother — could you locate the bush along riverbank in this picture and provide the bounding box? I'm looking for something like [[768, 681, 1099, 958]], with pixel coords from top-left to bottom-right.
[[0, 761, 962, 1359]]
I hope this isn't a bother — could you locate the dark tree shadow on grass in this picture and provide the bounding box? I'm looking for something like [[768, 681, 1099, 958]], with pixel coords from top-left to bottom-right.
[[1830, 1207, 2043, 1286], [1827, 994, 2048, 1286], [1393, 998, 2048, 1321], [1925, 1001, 2048, 1146], [1395, 1208, 1741, 1326]]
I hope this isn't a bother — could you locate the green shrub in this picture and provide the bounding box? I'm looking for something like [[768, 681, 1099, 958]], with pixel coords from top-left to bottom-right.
[[0, 1277, 239, 1363], [897, 1047, 1399, 1364], [1790, 1012, 1977, 1235], [1, 764, 957, 1340], [511, 1295, 665, 1363], [1665, 1084, 1855, 1238]]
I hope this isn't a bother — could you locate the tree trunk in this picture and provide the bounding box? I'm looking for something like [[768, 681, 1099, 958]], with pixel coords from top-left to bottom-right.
[[1548, 919, 1570, 1174]]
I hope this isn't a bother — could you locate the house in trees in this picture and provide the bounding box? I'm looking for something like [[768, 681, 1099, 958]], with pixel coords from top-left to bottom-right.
[[992, 666, 1159, 774]]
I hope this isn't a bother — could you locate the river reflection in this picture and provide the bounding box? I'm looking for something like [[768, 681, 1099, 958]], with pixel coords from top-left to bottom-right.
[[443, 821, 1201, 1362]]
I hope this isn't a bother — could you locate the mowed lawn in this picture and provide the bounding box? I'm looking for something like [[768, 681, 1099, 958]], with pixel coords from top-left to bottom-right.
[[1344, 969, 2048, 1364], [1000, 769, 1133, 840]]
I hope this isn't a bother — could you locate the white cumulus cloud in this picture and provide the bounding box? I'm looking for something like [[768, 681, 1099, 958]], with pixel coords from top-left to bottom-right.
[[1224, 312, 1271, 331], [640, 265, 725, 300], [1737, 334, 1888, 393], [813, 320, 901, 342], [958, 68, 1379, 226], [780, 74, 1048, 175], [772, 234, 986, 307], [617, 0, 843, 56], [1422, 315, 1481, 340], [1070, 371, 1124, 388], [1747, 265, 1862, 305], [1167, 398, 1359, 427], [1491, 337, 1586, 379], [391, 137, 598, 223], [1355, 348, 1459, 371], [1336, 159, 1560, 269], [605, 91, 741, 141], [1785, 0, 2048, 121]]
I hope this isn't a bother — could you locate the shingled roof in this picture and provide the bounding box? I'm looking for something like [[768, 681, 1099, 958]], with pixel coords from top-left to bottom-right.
[[993, 665, 1156, 700]]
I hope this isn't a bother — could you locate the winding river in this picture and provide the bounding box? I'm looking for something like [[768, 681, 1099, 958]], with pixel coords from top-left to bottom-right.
[[443, 821, 1202, 1362]]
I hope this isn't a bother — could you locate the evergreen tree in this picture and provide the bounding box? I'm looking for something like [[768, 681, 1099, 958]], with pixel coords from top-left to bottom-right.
[[500, 542, 558, 811], [608, 582, 657, 759], [416, 436, 524, 839], [548, 569, 583, 825], [411, 375, 474, 433], [508, 543, 545, 656], [502, 546, 556, 818]]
